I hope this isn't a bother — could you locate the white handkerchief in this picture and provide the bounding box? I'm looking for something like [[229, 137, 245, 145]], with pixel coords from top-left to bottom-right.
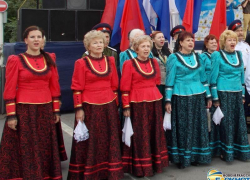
[[163, 112, 171, 131], [74, 121, 89, 143], [122, 117, 134, 147], [213, 107, 224, 125], [207, 109, 211, 132]]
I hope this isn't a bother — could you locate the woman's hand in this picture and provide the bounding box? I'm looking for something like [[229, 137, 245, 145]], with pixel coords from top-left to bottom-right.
[[8, 118, 17, 130], [123, 109, 130, 117], [243, 99, 246, 104], [76, 109, 85, 122], [165, 103, 172, 114], [54, 114, 60, 123], [213, 101, 220, 107], [207, 99, 212, 108]]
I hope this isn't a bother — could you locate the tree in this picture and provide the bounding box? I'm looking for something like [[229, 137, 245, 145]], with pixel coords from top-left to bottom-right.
[[4, 0, 41, 42]]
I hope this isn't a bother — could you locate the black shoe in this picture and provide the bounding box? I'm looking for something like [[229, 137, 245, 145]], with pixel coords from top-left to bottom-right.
[[191, 162, 200, 166]]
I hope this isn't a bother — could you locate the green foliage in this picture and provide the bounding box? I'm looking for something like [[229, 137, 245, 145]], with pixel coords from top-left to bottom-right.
[[4, 0, 42, 42]]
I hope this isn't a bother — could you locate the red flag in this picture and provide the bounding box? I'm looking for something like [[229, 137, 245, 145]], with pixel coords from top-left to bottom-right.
[[182, 0, 194, 33], [120, 0, 145, 51], [100, 0, 119, 28], [209, 0, 226, 49]]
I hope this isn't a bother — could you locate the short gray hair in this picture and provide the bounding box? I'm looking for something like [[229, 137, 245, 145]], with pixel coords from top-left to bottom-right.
[[132, 35, 153, 52], [129, 29, 145, 41]]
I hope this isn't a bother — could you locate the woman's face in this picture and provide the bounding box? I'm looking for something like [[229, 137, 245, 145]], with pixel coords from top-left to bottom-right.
[[24, 30, 43, 52], [88, 38, 104, 55], [180, 37, 194, 52], [224, 37, 237, 52], [206, 39, 218, 53], [136, 41, 151, 60], [152, 33, 165, 48]]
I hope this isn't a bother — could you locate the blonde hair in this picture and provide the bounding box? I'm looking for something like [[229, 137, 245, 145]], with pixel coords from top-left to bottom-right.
[[83, 30, 107, 51], [219, 30, 238, 49], [132, 35, 153, 52]]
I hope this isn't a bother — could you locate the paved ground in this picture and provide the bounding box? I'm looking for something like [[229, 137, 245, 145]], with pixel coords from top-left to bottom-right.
[[0, 113, 250, 180]]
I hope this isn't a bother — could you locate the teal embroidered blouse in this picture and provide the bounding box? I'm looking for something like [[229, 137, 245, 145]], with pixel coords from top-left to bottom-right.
[[165, 52, 211, 102], [210, 50, 245, 101], [200, 52, 212, 84]]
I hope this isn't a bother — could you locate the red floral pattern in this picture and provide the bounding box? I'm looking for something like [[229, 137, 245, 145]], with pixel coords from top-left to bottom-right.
[[122, 100, 169, 177], [68, 101, 124, 180], [0, 103, 66, 180]]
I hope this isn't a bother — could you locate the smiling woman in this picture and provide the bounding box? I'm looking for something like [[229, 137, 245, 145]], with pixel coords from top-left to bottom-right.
[[0, 26, 67, 180], [209, 30, 250, 162], [120, 35, 169, 177], [67, 30, 124, 180]]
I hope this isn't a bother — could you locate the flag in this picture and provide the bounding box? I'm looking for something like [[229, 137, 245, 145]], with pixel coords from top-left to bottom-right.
[[120, 0, 145, 51], [138, 0, 153, 35], [110, 0, 126, 46], [150, 0, 171, 41], [209, 0, 226, 49], [175, 0, 202, 34], [100, 0, 119, 28], [182, 0, 194, 33], [142, 0, 157, 28], [174, 0, 187, 19], [192, 0, 202, 33]]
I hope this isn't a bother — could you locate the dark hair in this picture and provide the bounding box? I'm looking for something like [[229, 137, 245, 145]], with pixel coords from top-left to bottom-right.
[[174, 31, 194, 53], [246, 33, 250, 46], [23, 26, 55, 67], [202, 34, 218, 52]]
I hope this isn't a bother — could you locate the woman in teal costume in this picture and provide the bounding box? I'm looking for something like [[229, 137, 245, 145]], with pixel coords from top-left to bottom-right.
[[210, 30, 250, 162], [201, 34, 218, 83], [165, 31, 212, 169]]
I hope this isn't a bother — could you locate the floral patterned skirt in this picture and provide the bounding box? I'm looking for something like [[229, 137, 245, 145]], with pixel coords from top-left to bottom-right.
[[167, 93, 211, 167], [210, 91, 250, 162], [0, 103, 67, 180], [122, 100, 169, 177], [67, 101, 124, 180]]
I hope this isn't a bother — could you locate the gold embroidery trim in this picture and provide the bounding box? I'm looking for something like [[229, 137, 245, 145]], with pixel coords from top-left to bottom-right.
[[133, 58, 154, 75], [86, 56, 108, 74], [53, 100, 60, 103], [54, 109, 60, 112], [22, 54, 47, 72], [6, 103, 15, 106], [73, 92, 81, 95], [17, 101, 52, 104], [74, 104, 82, 107], [122, 94, 129, 96], [7, 112, 16, 115], [130, 97, 163, 103], [82, 97, 116, 105], [123, 105, 130, 108]]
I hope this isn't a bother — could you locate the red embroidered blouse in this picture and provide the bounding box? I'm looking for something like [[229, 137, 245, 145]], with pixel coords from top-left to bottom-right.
[[4, 53, 61, 117], [120, 58, 163, 108], [71, 55, 118, 108]]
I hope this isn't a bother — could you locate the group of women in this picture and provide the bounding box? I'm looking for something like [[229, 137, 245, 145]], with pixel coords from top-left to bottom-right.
[[0, 25, 249, 180]]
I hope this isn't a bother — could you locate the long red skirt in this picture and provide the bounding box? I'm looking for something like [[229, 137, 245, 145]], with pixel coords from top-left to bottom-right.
[[67, 101, 124, 180], [0, 103, 67, 180], [122, 100, 169, 177]]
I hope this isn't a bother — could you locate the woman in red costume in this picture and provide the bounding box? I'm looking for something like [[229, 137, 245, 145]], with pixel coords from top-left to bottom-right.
[[121, 35, 168, 177], [0, 26, 67, 179], [67, 30, 124, 180]]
